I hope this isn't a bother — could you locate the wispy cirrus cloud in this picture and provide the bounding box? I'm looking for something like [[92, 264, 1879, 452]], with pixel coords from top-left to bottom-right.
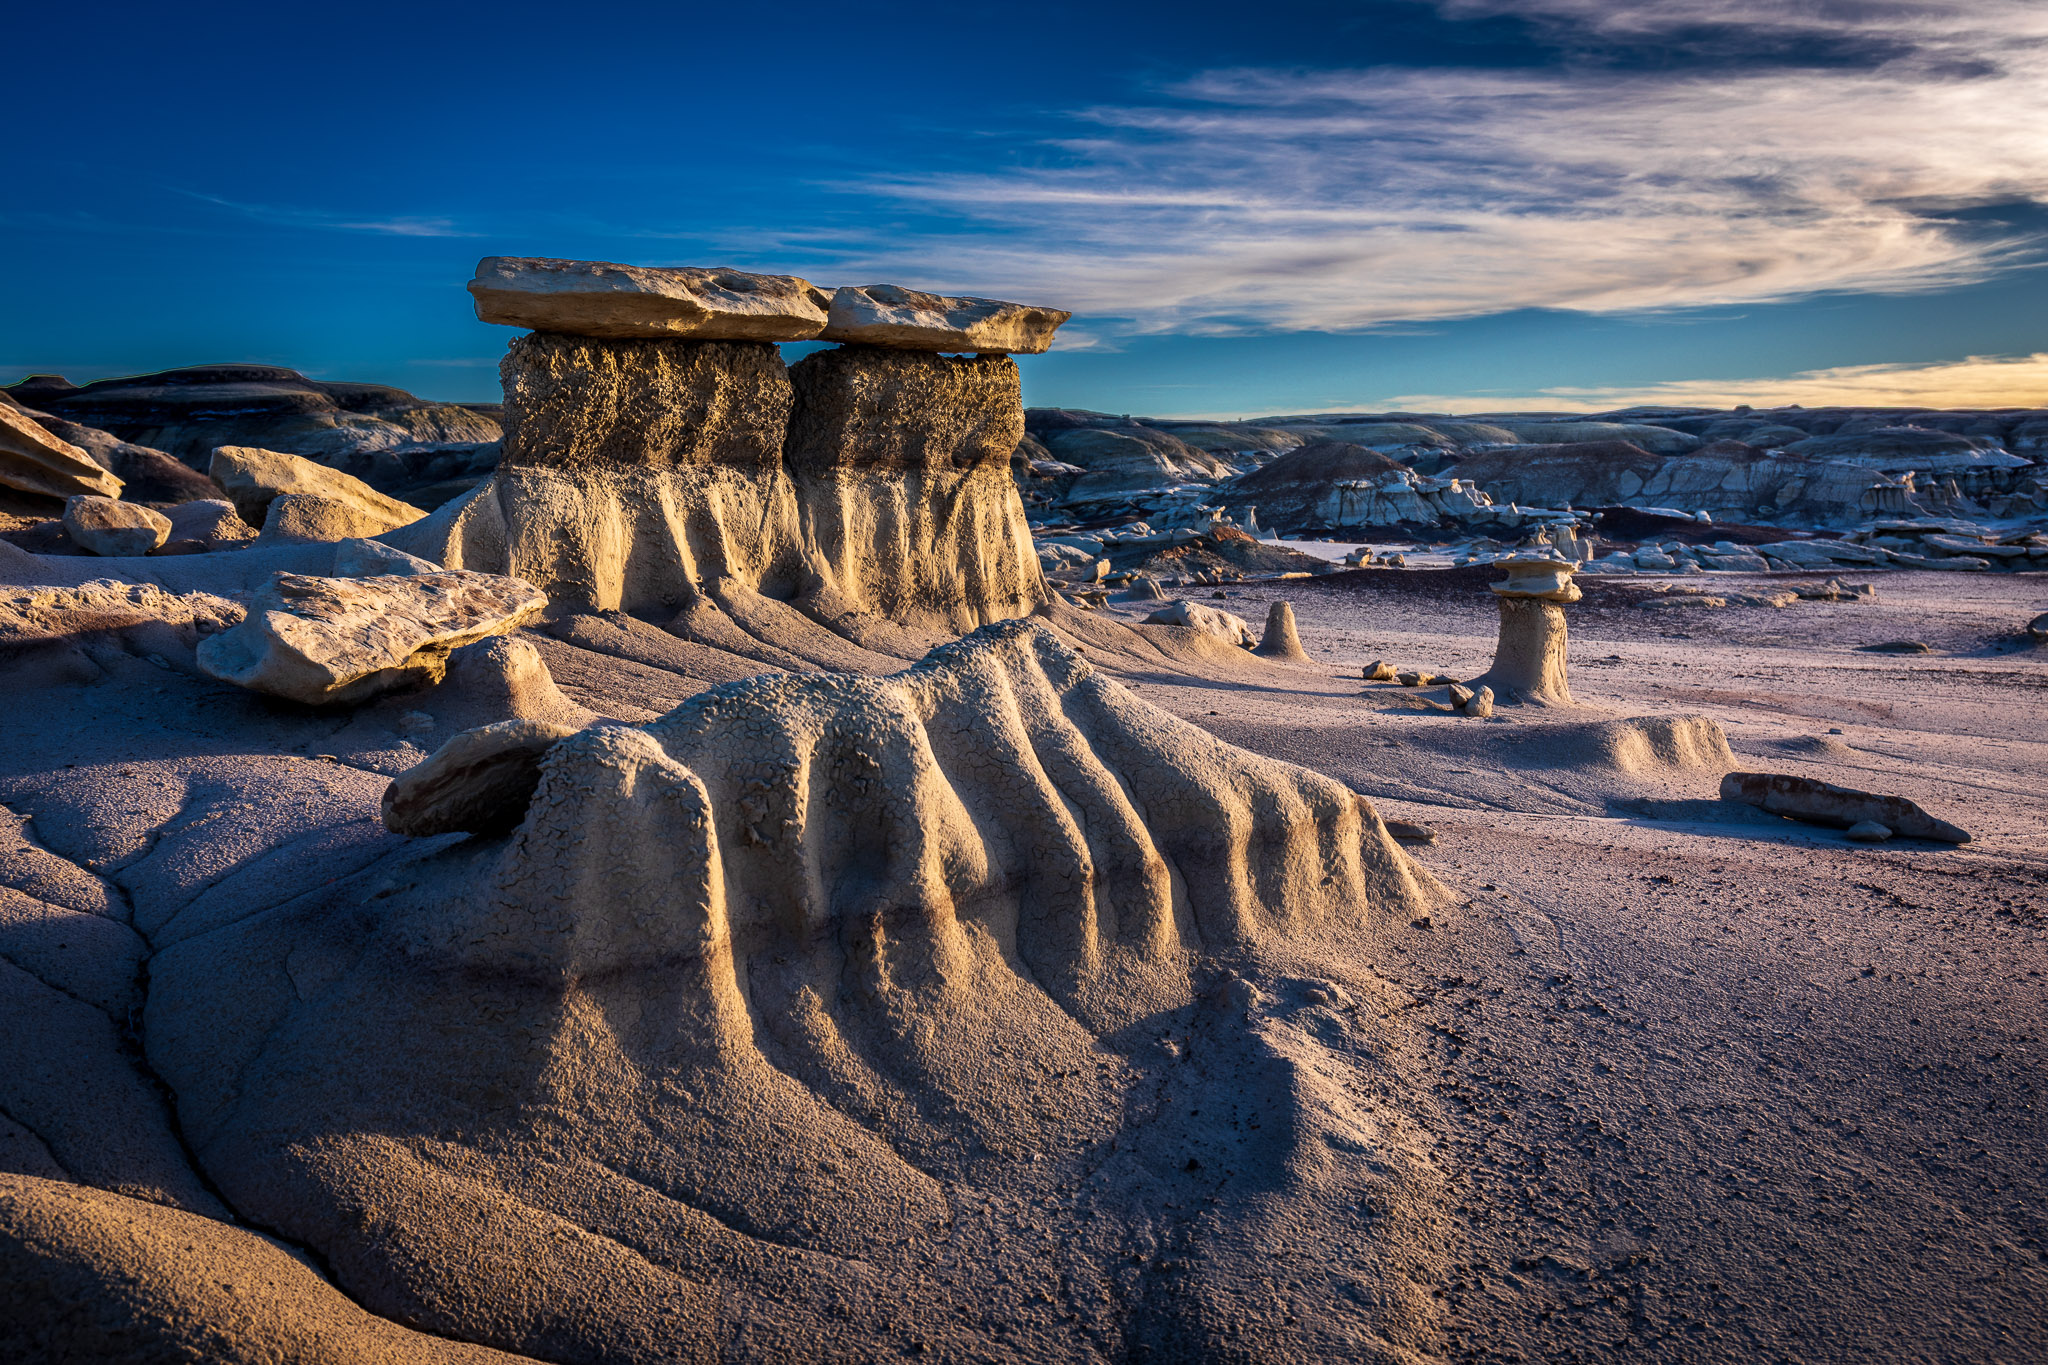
[[1383, 351, 2048, 415], [177, 190, 478, 238], [805, 0, 2048, 334]]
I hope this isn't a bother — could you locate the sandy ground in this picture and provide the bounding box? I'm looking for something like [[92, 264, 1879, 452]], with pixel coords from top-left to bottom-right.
[[1108, 566, 2048, 1360], [3, 559, 2042, 1361]]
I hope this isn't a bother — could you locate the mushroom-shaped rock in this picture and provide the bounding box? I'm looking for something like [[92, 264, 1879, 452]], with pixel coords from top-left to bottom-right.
[[823, 284, 1071, 354], [468, 257, 830, 341], [383, 718, 579, 836], [209, 446, 425, 534], [1253, 601, 1310, 660], [1719, 772, 1970, 843], [1142, 599, 1256, 647], [1471, 555, 1579, 706], [62, 496, 170, 556], [0, 403, 123, 500], [195, 570, 545, 705]]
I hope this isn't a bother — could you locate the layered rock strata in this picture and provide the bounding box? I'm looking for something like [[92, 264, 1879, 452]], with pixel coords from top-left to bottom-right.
[[407, 334, 1049, 641]]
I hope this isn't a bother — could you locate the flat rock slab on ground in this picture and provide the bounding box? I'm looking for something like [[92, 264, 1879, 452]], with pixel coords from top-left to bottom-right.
[[196, 570, 545, 705], [209, 446, 425, 535], [1720, 769, 1971, 841]]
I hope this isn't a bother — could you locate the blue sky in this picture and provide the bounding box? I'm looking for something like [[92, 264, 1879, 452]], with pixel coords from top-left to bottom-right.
[[8, 0, 2048, 415]]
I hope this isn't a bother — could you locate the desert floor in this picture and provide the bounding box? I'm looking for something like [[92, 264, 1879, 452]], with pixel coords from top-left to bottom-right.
[[1107, 566, 2048, 1361]]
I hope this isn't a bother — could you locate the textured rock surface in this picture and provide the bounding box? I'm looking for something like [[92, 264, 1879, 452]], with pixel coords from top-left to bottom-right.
[[1253, 600, 1309, 660], [382, 718, 578, 836], [6, 404, 218, 503], [0, 403, 123, 500], [148, 620, 1441, 1362], [823, 283, 1070, 353], [1142, 598, 1257, 647], [255, 492, 423, 545], [470, 256, 830, 341], [210, 446, 426, 532], [0, 1176, 523, 1364], [61, 497, 170, 557], [498, 332, 792, 471], [196, 571, 545, 705], [1720, 771, 1971, 842], [785, 345, 1045, 636], [1472, 598, 1574, 706], [22, 364, 500, 500]]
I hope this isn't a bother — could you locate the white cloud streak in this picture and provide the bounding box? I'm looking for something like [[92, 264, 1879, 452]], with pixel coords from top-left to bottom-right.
[[816, 1, 2048, 333], [1383, 352, 2048, 414]]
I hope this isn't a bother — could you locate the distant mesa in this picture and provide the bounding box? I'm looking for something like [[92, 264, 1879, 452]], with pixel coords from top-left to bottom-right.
[[468, 257, 1071, 354]]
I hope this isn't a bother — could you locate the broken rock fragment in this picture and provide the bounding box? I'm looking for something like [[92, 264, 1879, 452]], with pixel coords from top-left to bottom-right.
[[62, 496, 170, 556], [1719, 771, 1970, 843], [383, 718, 579, 836], [209, 446, 426, 534], [823, 284, 1071, 354], [469, 257, 830, 341], [196, 570, 545, 705], [0, 403, 123, 500]]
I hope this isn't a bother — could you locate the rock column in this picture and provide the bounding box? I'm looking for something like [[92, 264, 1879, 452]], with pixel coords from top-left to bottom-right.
[[1471, 556, 1579, 705]]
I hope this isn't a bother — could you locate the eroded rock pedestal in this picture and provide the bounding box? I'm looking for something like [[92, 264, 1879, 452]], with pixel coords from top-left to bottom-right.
[[407, 329, 1049, 648], [1470, 556, 1579, 706]]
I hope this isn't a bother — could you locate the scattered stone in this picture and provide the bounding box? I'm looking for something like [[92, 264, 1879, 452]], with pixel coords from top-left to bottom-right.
[[1639, 594, 1727, 609], [1253, 601, 1310, 660], [1719, 771, 1970, 842], [1396, 670, 1425, 687], [163, 499, 258, 549], [1385, 821, 1436, 845], [0, 402, 124, 499], [1141, 599, 1256, 647], [1461, 685, 1495, 719], [1862, 640, 1932, 654], [469, 256, 830, 341], [1845, 821, 1893, 843], [1793, 578, 1875, 602], [2027, 612, 2047, 645], [1363, 660, 1398, 682], [382, 718, 579, 836], [196, 570, 546, 705], [824, 284, 1071, 354], [1447, 683, 1474, 709], [210, 446, 426, 533], [61, 496, 170, 556], [1126, 576, 1169, 601], [256, 492, 422, 545]]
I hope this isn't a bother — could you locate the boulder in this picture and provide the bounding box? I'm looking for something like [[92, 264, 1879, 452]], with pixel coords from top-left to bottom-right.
[[382, 719, 580, 836], [1719, 772, 1970, 842], [0, 403, 123, 500], [61, 496, 170, 556], [1142, 599, 1256, 647], [255, 492, 422, 545], [1460, 685, 1495, 719], [822, 284, 1070, 354], [209, 446, 426, 532], [1363, 660, 1398, 681], [469, 257, 830, 341], [195, 570, 546, 705], [162, 499, 257, 549], [8, 406, 218, 503]]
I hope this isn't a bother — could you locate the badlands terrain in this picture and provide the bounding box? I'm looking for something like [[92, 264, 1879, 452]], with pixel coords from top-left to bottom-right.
[[0, 258, 2042, 1362]]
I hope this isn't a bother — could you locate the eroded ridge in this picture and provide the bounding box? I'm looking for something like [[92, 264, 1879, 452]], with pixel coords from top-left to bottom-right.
[[146, 621, 1447, 1361]]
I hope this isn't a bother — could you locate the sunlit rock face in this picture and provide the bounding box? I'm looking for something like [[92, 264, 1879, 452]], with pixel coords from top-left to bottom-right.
[[785, 345, 1046, 638], [145, 620, 1444, 1364], [402, 334, 1048, 640]]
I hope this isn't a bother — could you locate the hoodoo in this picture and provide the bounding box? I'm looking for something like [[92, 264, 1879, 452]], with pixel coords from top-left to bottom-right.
[[1470, 554, 1579, 705]]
